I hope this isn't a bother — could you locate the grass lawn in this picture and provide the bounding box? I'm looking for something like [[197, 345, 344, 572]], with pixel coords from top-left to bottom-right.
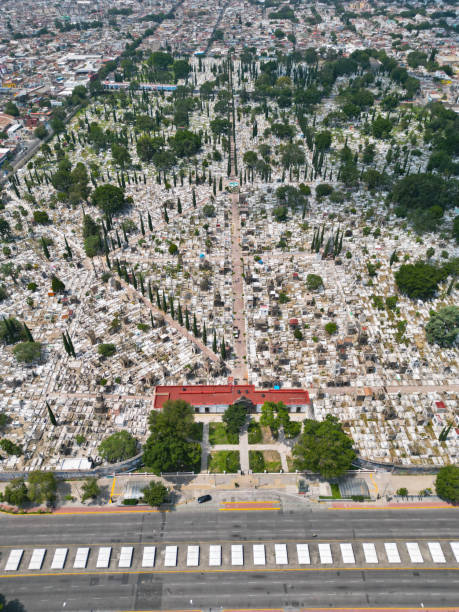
[[287, 456, 295, 472], [319, 483, 342, 499], [248, 421, 262, 444], [261, 425, 276, 443], [249, 450, 282, 472], [189, 422, 203, 442], [209, 422, 239, 445], [263, 450, 282, 472], [208, 451, 240, 473]]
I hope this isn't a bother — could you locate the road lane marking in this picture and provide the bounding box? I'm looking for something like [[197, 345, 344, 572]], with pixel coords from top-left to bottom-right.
[[109, 476, 116, 504], [1, 567, 459, 580]]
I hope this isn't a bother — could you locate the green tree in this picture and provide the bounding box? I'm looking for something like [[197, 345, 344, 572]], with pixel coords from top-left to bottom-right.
[[435, 465, 459, 504], [13, 341, 41, 363], [0, 438, 22, 456], [92, 184, 125, 215], [143, 400, 201, 474], [0, 317, 27, 345], [34, 124, 48, 140], [223, 403, 247, 435], [395, 261, 446, 300], [396, 487, 408, 497], [4, 101, 19, 116], [425, 306, 459, 347], [293, 414, 356, 478], [98, 343, 116, 358], [81, 477, 100, 502], [98, 430, 137, 463], [51, 275, 65, 293], [142, 480, 168, 506], [325, 321, 338, 335], [28, 471, 57, 505], [33, 210, 50, 224], [306, 274, 323, 291], [4, 477, 28, 506], [84, 234, 102, 258]]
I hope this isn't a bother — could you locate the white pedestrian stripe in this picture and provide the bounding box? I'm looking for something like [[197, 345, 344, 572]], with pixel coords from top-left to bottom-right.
[[318, 543, 333, 564], [406, 542, 423, 563], [28, 549, 46, 570], [208, 545, 221, 566], [274, 544, 288, 565], [118, 547, 133, 568], [340, 543, 355, 564], [96, 547, 111, 569], [186, 545, 199, 567], [51, 548, 68, 570], [384, 543, 401, 564], [362, 543, 378, 564], [142, 546, 156, 568], [3, 540, 459, 573], [164, 546, 177, 567], [296, 543, 310, 564], [428, 542, 445, 563], [4, 550, 23, 571], [231, 544, 244, 566], [253, 544, 266, 565], [73, 547, 89, 569]]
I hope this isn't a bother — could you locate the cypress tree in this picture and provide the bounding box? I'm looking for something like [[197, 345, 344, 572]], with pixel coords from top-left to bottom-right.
[[66, 332, 76, 358], [192, 189, 196, 208], [47, 402, 58, 427], [156, 288, 161, 309], [23, 323, 34, 343], [169, 296, 174, 318], [105, 253, 111, 269], [177, 302, 183, 325], [185, 308, 190, 331], [150, 311, 154, 328], [132, 271, 138, 290], [140, 215, 145, 236], [193, 314, 198, 337], [116, 230, 122, 248], [147, 212, 153, 232], [202, 322, 207, 345], [177, 197, 182, 214], [64, 236, 72, 259], [139, 275, 145, 295], [164, 206, 169, 223], [220, 338, 227, 360], [162, 291, 168, 312], [148, 282, 153, 303], [62, 332, 70, 356], [41, 237, 50, 259], [212, 330, 217, 353]]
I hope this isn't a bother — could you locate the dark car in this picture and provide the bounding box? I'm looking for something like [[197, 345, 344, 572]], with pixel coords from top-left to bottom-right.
[[197, 494, 212, 504]]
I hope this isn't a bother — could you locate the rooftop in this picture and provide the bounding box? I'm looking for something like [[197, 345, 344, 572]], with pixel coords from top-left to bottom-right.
[[154, 384, 310, 409]]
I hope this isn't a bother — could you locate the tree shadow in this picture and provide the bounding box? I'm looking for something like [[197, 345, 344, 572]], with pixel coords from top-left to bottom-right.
[[0, 595, 27, 612]]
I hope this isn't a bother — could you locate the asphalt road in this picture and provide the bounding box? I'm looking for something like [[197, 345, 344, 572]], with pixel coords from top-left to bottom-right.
[[1, 508, 458, 547], [2, 569, 459, 611], [0, 508, 458, 611]]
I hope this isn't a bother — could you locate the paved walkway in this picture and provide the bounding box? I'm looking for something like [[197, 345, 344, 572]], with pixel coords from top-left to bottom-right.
[[239, 419, 249, 473], [200, 422, 210, 472]]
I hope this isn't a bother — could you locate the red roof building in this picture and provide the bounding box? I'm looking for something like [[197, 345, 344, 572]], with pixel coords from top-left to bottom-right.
[[154, 384, 310, 414]]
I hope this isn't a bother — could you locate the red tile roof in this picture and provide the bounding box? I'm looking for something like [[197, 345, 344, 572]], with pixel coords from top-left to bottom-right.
[[154, 384, 310, 410]]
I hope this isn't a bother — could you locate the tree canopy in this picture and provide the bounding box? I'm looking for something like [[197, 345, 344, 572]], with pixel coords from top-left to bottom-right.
[[143, 399, 201, 474], [98, 430, 138, 463], [435, 465, 459, 504], [425, 306, 459, 347], [142, 480, 168, 506], [223, 403, 247, 435], [92, 184, 125, 215], [293, 414, 356, 478], [28, 470, 57, 505], [395, 261, 446, 301]]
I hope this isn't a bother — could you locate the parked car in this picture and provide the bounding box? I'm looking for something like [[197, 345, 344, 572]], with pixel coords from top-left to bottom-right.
[[197, 494, 212, 504]]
